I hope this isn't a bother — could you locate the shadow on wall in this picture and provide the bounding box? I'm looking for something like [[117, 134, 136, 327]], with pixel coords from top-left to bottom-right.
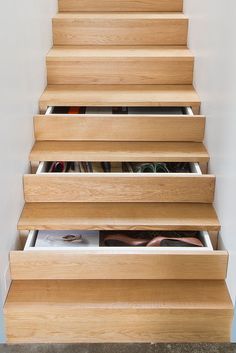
[[0, 291, 5, 343], [233, 301, 236, 342]]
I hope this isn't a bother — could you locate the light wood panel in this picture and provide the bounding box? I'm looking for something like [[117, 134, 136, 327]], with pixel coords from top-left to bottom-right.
[[47, 46, 193, 85], [34, 115, 205, 142], [30, 141, 209, 163], [5, 280, 233, 343], [59, 0, 183, 12], [10, 251, 228, 280], [18, 202, 221, 231], [39, 85, 200, 113], [23, 174, 215, 203], [53, 13, 188, 46]]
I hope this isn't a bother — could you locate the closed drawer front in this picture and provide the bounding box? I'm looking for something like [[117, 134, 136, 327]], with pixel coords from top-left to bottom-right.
[[24, 162, 215, 203], [34, 106, 205, 142], [10, 228, 228, 280]]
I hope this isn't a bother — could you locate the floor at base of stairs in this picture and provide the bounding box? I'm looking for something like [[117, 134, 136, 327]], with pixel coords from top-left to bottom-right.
[[0, 344, 235, 353]]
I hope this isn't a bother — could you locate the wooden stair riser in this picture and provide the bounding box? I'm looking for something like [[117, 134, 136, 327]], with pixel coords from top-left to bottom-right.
[[10, 251, 228, 280], [34, 115, 204, 142], [58, 0, 184, 12], [53, 14, 188, 46], [23, 174, 215, 203], [4, 280, 233, 343], [39, 85, 201, 114], [47, 57, 194, 85]]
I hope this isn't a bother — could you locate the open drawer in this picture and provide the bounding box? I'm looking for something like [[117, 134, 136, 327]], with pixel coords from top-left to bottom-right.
[[10, 228, 228, 280], [24, 161, 215, 203], [33, 106, 206, 142]]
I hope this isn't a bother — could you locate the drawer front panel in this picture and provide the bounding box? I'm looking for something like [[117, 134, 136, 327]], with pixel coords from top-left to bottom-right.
[[47, 59, 193, 85], [23, 174, 215, 203], [58, 0, 183, 12], [53, 16, 188, 46], [10, 251, 227, 280], [34, 115, 205, 142]]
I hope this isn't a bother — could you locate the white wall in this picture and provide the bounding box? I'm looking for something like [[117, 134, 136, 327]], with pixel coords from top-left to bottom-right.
[[184, 0, 236, 341], [0, 0, 58, 342]]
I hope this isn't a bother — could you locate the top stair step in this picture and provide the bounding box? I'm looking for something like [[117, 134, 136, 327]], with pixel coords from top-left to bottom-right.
[[59, 0, 183, 12], [53, 13, 188, 46]]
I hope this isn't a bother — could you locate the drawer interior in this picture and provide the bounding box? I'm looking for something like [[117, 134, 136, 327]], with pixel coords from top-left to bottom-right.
[[36, 161, 202, 174], [45, 106, 194, 116], [24, 229, 213, 252]]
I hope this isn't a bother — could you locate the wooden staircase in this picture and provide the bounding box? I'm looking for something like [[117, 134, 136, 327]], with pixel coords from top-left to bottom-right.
[[4, 0, 233, 343]]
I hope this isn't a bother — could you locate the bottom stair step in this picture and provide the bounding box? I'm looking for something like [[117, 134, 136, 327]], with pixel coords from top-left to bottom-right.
[[4, 280, 233, 343]]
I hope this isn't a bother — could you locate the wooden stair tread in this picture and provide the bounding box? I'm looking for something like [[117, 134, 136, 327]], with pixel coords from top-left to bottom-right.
[[47, 46, 193, 60], [18, 202, 220, 231], [58, 0, 184, 12], [39, 85, 200, 113], [30, 141, 209, 162], [54, 12, 187, 20], [5, 280, 232, 309], [5, 280, 233, 343]]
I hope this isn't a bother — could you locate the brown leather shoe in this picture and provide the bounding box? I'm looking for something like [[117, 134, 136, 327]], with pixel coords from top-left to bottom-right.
[[102, 234, 149, 247], [147, 236, 204, 247]]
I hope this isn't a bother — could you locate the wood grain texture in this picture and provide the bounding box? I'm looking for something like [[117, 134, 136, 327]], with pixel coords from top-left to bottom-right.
[[47, 46, 193, 85], [59, 0, 183, 12], [39, 85, 200, 113], [23, 174, 215, 203], [34, 115, 205, 142], [30, 141, 209, 163], [5, 280, 233, 343], [18, 202, 221, 231], [53, 13, 188, 46], [10, 251, 228, 280]]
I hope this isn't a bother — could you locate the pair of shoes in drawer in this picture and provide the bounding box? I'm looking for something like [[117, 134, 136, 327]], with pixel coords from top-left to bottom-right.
[[49, 162, 81, 173], [124, 162, 191, 173], [47, 162, 193, 174], [100, 231, 204, 248]]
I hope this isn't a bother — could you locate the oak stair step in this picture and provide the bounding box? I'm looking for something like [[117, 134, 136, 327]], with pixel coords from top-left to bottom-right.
[[58, 0, 184, 12], [4, 280, 233, 343], [18, 202, 220, 231], [39, 85, 200, 113], [53, 13, 188, 46], [30, 142, 209, 163], [47, 46, 194, 85]]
